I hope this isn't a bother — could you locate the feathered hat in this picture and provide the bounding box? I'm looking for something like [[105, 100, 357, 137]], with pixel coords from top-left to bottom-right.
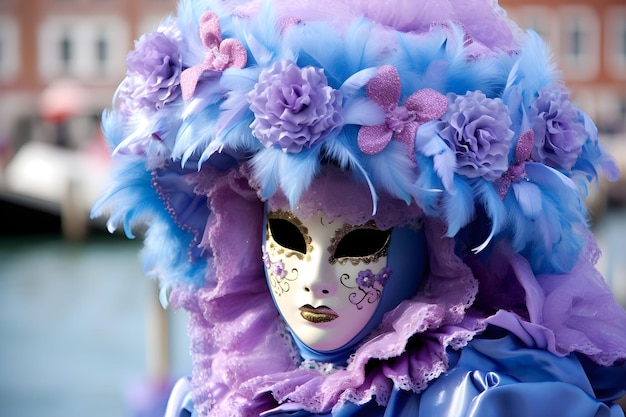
[[92, 0, 625, 415]]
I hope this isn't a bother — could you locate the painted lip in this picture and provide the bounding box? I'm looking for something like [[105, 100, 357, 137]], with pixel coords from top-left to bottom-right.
[[299, 305, 338, 323]]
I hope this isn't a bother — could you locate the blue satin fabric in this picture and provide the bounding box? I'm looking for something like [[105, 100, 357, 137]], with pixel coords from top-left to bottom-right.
[[266, 330, 626, 417]]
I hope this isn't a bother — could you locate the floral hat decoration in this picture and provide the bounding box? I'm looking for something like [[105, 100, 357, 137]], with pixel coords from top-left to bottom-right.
[[92, 0, 625, 415]]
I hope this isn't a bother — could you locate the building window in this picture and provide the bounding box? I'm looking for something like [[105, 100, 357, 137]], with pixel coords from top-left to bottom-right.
[[39, 16, 128, 82], [39, 19, 76, 78], [60, 33, 73, 71], [96, 34, 108, 70], [90, 19, 129, 78], [606, 7, 626, 80], [559, 6, 600, 80], [0, 16, 19, 83]]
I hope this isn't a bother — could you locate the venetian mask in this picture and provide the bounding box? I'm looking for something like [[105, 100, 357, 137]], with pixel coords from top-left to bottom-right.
[[263, 202, 428, 357]]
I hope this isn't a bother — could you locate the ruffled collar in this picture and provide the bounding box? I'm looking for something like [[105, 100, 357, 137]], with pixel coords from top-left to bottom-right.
[[167, 167, 626, 417]]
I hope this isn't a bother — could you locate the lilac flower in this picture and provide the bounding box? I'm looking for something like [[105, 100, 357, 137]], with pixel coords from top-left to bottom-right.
[[376, 267, 392, 286], [271, 261, 287, 280], [263, 252, 287, 280], [356, 268, 392, 288], [356, 269, 376, 288], [438, 91, 514, 181], [247, 60, 343, 153], [530, 87, 586, 171], [119, 31, 182, 113]]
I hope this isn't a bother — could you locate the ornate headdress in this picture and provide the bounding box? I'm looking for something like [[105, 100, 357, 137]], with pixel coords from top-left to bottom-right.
[[92, 0, 625, 415]]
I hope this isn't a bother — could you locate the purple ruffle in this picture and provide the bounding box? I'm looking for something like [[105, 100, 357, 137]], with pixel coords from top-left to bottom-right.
[[168, 166, 626, 417], [170, 167, 295, 416], [237, 218, 483, 413], [479, 238, 626, 367], [171, 168, 486, 415]]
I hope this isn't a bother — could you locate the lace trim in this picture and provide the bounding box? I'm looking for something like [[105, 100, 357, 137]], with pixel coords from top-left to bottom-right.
[[277, 319, 302, 367], [300, 359, 345, 375]]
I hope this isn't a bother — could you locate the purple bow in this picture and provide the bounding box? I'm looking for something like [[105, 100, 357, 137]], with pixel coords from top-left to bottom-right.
[[180, 11, 247, 100], [495, 129, 534, 198], [357, 65, 447, 158]]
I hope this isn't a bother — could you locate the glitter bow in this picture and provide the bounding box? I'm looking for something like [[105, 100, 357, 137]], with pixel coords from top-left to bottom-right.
[[495, 129, 534, 198], [180, 11, 247, 100], [357, 65, 447, 158]]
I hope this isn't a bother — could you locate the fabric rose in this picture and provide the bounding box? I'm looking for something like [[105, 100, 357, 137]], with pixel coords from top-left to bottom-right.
[[119, 31, 182, 113], [247, 60, 343, 153], [438, 91, 514, 181], [530, 87, 586, 171]]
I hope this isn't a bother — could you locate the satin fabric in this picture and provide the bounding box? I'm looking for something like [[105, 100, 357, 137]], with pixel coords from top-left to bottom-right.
[[165, 328, 625, 417], [260, 330, 625, 417]]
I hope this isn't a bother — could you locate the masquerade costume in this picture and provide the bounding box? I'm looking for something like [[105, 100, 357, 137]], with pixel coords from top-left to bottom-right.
[[92, 0, 626, 416]]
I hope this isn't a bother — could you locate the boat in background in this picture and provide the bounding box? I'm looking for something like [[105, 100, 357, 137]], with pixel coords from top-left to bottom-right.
[[0, 138, 111, 240]]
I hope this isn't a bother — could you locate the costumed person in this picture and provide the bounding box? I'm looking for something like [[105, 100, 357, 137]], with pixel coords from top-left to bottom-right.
[[92, 0, 626, 416]]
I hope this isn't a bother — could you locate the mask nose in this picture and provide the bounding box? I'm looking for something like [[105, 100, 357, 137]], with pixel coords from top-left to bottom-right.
[[303, 280, 337, 297], [301, 251, 338, 298]]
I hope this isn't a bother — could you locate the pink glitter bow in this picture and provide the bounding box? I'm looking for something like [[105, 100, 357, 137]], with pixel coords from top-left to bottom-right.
[[180, 11, 247, 100], [495, 129, 534, 198], [357, 65, 447, 158]]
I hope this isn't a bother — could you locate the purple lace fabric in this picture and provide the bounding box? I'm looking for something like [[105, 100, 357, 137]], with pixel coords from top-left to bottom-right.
[[266, 166, 424, 230], [474, 236, 626, 367], [165, 165, 626, 416]]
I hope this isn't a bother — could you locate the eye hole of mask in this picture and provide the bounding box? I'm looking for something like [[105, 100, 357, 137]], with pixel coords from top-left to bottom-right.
[[268, 218, 307, 254], [333, 228, 391, 259]]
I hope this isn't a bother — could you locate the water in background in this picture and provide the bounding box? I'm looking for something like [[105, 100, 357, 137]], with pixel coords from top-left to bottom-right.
[[0, 233, 191, 417], [592, 207, 626, 308]]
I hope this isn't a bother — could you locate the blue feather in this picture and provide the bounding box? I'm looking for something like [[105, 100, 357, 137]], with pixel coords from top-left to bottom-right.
[[411, 154, 444, 215], [181, 77, 225, 121], [503, 30, 559, 110], [397, 24, 511, 98], [321, 132, 379, 213], [91, 158, 210, 295], [101, 109, 123, 150], [340, 68, 385, 126], [216, 95, 251, 135], [278, 148, 322, 206], [239, 1, 284, 67], [575, 111, 620, 183], [340, 67, 379, 100], [504, 190, 536, 255], [415, 122, 456, 192], [511, 180, 542, 219], [472, 180, 506, 253], [362, 141, 414, 205], [503, 162, 588, 273], [342, 97, 385, 126], [250, 147, 283, 200], [443, 176, 475, 237], [173, 105, 217, 166], [176, 0, 211, 67]]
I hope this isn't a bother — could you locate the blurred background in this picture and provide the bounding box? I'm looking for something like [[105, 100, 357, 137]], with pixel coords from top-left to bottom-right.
[[0, 0, 624, 416]]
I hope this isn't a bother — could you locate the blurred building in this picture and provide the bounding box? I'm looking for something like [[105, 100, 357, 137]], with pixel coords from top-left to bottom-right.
[[0, 0, 177, 239], [0, 0, 177, 152], [1, 0, 625, 149], [501, 0, 626, 134]]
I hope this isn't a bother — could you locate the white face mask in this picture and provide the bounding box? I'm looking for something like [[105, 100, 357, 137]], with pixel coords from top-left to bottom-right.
[[263, 210, 393, 352]]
